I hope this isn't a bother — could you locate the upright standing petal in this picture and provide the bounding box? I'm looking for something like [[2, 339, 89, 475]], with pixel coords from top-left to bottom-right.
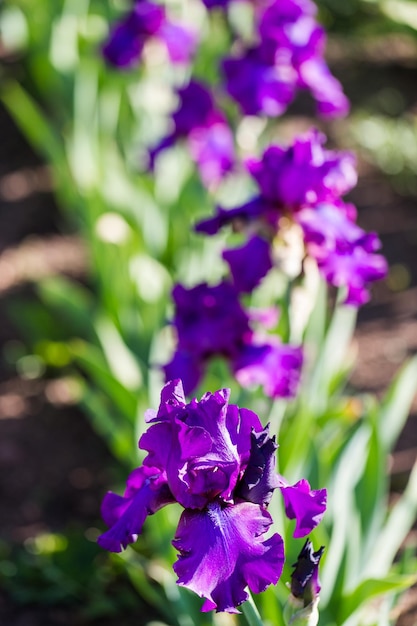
[[236, 425, 279, 506]]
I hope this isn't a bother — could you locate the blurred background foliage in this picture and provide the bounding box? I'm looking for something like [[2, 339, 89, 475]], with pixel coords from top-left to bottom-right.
[[0, 0, 417, 624]]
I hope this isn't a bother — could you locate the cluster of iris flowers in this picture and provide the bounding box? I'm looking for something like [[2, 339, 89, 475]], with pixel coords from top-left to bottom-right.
[[102, 0, 350, 189], [98, 380, 326, 612], [98, 0, 387, 614], [163, 130, 387, 397]]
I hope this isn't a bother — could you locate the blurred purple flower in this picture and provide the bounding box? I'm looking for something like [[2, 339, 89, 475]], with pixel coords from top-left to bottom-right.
[[102, 0, 196, 69], [222, 0, 348, 118], [233, 341, 303, 399], [98, 380, 327, 612], [162, 281, 302, 397], [195, 130, 387, 305], [149, 80, 235, 187]]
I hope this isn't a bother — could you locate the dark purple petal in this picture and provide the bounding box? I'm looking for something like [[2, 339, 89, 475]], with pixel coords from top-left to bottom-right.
[[157, 378, 186, 415], [98, 466, 174, 552], [148, 133, 177, 171], [201, 0, 229, 8], [173, 80, 217, 135], [162, 350, 204, 396], [222, 49, 296, 117], [195, 196, 274, 236], [259, 0, 317, 25], [102, 1, 165, 68], [279, 478, 327, 538], [223, 236, 273, 293], [291, 539, 324, 603], [148, 81, 223, 169], [237, 425, 279, 507], [170, 282, 252, 358], [234, 342, 303, 398], [172, 502, 285, 612], [102, 20, 145, 68]]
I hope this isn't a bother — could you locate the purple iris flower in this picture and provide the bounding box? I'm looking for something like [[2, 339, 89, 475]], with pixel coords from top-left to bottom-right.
[[148, 80, 235, 187], [98, 380, 327, 612], [162, 281, 303, 397], [222, 0, 348, 118], [195, 130, 386, 305], [290, 539, 324, 605], [102, 0, 196, 69]]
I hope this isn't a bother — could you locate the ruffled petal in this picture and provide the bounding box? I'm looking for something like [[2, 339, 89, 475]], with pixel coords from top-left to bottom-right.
[[98, 466, 174, 552], [279, 478, 327, 538], [172, 501, 285, 612], [141, 384, 257, 509]]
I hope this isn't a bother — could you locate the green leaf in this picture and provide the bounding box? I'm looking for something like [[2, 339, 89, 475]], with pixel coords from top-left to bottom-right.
[[70, 340, 138, 422], [379, 355, 417, 452], [95, 316, 143, 390], [339, 573, 417, 624], [77, 378, 136, 467], [38, 276, 99, 342], [366, 458, 417, 578]]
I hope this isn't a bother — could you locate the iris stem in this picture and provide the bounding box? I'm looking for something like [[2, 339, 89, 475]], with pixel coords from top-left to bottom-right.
[[242, 592, 264, 626]]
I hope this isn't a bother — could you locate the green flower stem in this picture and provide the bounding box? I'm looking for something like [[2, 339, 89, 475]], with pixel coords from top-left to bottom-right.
[[242, 592, 264, 626]]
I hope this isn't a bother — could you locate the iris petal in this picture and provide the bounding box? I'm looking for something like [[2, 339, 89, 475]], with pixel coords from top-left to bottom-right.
[[279, 478, 327, 538], [98, 467, 174, 552], [172, 501, 284, 613]]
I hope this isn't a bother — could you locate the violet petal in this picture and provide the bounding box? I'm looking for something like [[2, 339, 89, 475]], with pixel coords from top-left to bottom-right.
[[172, 501, 285, 612], [279, 478, 327, 538]]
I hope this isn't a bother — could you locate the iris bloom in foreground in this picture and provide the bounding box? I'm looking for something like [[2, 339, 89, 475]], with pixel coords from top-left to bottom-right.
[[98, 380, 327, 612]]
